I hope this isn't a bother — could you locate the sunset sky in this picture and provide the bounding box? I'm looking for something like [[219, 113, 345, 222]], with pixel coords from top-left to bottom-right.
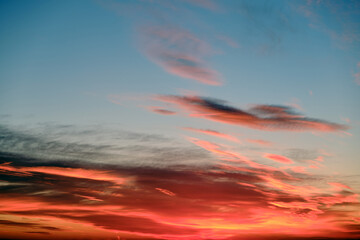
[[1, 0, 360, 239]]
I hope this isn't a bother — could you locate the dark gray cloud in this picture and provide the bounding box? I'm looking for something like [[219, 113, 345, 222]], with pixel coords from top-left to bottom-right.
[[0, 124, 211, 166]]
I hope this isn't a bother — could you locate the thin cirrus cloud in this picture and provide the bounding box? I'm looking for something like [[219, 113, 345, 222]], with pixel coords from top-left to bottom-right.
[[354, 62, 360, 85], [141, 26, 223, 85], [156, 95, 348, 132], [297, 0, 360, 47], [247, 138, 272, 146], [263, 153, 294, 164], [0, 163, 127, 185], [183, 0, 219, 11], [148, 106, 177, 115], [183, 127, 240, 142]]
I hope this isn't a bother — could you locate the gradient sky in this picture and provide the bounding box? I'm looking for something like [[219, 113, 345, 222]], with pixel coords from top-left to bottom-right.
[[1, 0, 360, 239]]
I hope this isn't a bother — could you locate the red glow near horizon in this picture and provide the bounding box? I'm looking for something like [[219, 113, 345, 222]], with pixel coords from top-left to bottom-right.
[[0, 137, 359, 240]]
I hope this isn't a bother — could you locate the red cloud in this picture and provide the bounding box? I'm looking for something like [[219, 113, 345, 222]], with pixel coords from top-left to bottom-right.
[[263, 153, 294, 164], [1, 146, 359, 239], [155, 188, 176, 196], [156, 95, 348, 132], [1, 157, 359, 239]]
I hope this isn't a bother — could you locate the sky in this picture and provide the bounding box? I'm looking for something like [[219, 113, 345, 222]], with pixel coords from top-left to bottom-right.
[[0, 0, 360, 239]]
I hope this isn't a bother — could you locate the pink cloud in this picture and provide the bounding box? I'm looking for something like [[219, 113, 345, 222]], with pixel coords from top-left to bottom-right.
[[141, 26, 222, 85], [183, 0, 218, 11], [289, 166, 308, 174], [328, 182, 352, 191], [155, 95, 348, 132], [263, 153, 294, 164], [183, 127, 240, 142], [247, 139, 272, 146], [354, 72, 360, 85]]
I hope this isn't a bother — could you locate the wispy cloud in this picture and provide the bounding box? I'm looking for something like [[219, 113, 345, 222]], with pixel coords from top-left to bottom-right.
[[297, 0, 360, 47], [247, 138, 272, 146], [148, 106, 177, 115], [0, 163, 127, 185], [0, 124, 211, 167], [141, 26, 222, 85], [183, 127, 240, 142], [263, 153, 294, 164], [217, 34, 240, 48], [354, 62, 360, 85], [183, 0, 219, 11], [237, 0, 294, 53], [156, 95, 348, 132]]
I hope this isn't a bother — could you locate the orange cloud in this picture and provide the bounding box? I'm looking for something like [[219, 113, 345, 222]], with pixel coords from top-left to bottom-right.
[[0, 163, 126, 185], [263, 153, 294, 164], [1, 139, 359, 239]]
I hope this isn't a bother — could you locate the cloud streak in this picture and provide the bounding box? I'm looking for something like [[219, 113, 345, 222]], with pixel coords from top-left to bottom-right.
[[263, 153, 294, 164], [156, 95, 348, 132], [183, 127, 240, 142]]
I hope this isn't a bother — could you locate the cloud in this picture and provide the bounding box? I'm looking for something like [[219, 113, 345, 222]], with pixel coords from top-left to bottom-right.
[[297, 0, 360, 48], [354, 62, 360, 85], [328, 182, 352, 191], [288, 166, 308, 174], [155, 187, 176, 196], [148, 107, 177, 115], [0, 124, 210, 167], [236, 0, 294, 53], [183, 127, 240, 142], [217, 35, 240, 48], [156, 95, 348, 132], [0, 163, 127, 185], [183, 0, 219, 11], [247, 139, 272, 146], [0, 127, 359, 239], [141, 26, 222, 85], [1, 149, 359, 239], [263, 153, 294, 164]]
